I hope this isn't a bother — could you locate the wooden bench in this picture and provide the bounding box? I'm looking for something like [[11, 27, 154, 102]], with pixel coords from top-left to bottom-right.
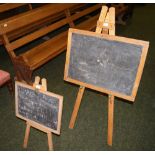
[[0, 3, 33, 44], [0, 3, 102, 83]]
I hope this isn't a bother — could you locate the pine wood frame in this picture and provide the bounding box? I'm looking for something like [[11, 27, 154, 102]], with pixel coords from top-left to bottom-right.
[[64, 28, 149, 102], [15, 80, 63, 135]]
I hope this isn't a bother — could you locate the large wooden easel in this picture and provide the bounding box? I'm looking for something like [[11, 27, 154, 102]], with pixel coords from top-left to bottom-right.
[[69, 6, 115, 146], [23, 76, 53, 150]]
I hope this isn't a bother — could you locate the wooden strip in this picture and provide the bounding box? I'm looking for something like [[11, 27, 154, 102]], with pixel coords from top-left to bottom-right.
[[47, 132, 53, 151], [0, 4, 76, 34], [6, 4, 101, 51], [102, 12, 109, 34], [65, 9, 75, 27], [28, 4, 32, 10], [107, 95, 114, 146], [6, 5, 100, 50], [109, 7, 115, 36], [69, 86, 85, 129], [0, 4, 85, 45], [23, 122, 31, 148], [7, 12, 65, 41], [26, 32, 68, 70], [22, 31, 67, 60], [33, 76, 40, 88], [6, 19, 68, 51], [41, 78, 47, 91], [131, 44, 149, 100], [96, 6, 108, 33], [2, 34, 16, 58], [0, 3, 27, 13]]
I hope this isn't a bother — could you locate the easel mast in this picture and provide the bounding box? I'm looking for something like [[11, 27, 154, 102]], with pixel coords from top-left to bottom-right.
[[23, 76, 53, 150], [69, 6, 115, 146]]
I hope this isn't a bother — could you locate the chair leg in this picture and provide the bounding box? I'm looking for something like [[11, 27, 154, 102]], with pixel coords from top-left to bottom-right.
[[6, 79, 14, 96]]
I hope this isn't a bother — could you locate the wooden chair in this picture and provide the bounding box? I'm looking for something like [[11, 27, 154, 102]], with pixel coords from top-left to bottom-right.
[[0, 70, 14, 95]]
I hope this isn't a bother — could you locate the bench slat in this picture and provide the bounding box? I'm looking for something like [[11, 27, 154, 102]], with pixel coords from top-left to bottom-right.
[[1, 4, 85, 44], [6, 4, 101, 51], [0, 4, 76, 34], [22, 31, 68, 69], [21, 14, 98, 70], [0, 3, 28, 13], [1, 4, 102, 82]]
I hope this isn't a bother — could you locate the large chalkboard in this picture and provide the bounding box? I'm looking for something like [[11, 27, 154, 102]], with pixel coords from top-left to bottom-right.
[[15, 81, 63, 135], [64, 28, 149, 101]]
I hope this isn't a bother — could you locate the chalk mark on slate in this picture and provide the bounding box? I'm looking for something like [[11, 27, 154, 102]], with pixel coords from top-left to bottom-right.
[[17, 85, 59, 130], [68, 33, 143, 96]]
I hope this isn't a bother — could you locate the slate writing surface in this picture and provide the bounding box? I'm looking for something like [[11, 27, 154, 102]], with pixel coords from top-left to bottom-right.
[[17, 85, 59, 131], [68, 33, 143, 96]]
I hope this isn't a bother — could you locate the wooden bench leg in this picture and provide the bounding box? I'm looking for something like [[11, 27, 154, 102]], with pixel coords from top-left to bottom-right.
[[47, 132, 53, 151], [107, 95, 114, 146], [23, 123, 31, 148], [6, 79, 14, 96], [69, 86, 85, 129], [13, 62, 33, 84]]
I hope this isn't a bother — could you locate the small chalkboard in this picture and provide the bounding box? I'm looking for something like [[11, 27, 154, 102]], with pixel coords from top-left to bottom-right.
[[15, 81, 63, 135], [64, 28, 149, 101]]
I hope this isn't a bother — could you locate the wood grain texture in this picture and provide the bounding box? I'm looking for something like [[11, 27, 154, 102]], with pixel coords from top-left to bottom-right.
[[1, 4, 102, 82], [64, 28, 149, 102], [69, 86, 85, 129], [107, 95, 114, 146], [0, 3, 28, 13], [15, 81, 63, 135]]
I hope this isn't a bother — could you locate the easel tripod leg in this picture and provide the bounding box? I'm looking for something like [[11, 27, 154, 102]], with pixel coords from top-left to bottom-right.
[[23, 123, 31, 148], [47, 132, 53, 151], [107, 95, 114, 146], [69, 86, 85, 129]]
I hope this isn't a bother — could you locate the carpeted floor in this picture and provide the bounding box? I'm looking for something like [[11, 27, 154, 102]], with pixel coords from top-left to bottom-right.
[[0, 4, 155, 151]]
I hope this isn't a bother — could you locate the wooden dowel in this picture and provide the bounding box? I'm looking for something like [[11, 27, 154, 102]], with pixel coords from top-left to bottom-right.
[[23, 123, 31, 148], [107, 95, 114, 146], [33, 76, 40, 86], [41, 78, 47, 91], [69, 86, 85, 129], [47, 132, 53, 151]]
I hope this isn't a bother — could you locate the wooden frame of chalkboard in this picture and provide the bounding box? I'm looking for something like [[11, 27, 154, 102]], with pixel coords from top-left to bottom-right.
[[15, 81, 63, 135], [64, 28, 149, 102]]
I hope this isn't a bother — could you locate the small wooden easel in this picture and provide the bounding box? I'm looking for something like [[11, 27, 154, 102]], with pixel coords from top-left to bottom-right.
[[69, 6, 115, 146], [23, 76, 53, 150]]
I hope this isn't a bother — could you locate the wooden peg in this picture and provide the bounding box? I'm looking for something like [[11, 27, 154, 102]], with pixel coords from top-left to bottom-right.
[[33, 76, 40, 88], [41, 78, 47, 91]]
